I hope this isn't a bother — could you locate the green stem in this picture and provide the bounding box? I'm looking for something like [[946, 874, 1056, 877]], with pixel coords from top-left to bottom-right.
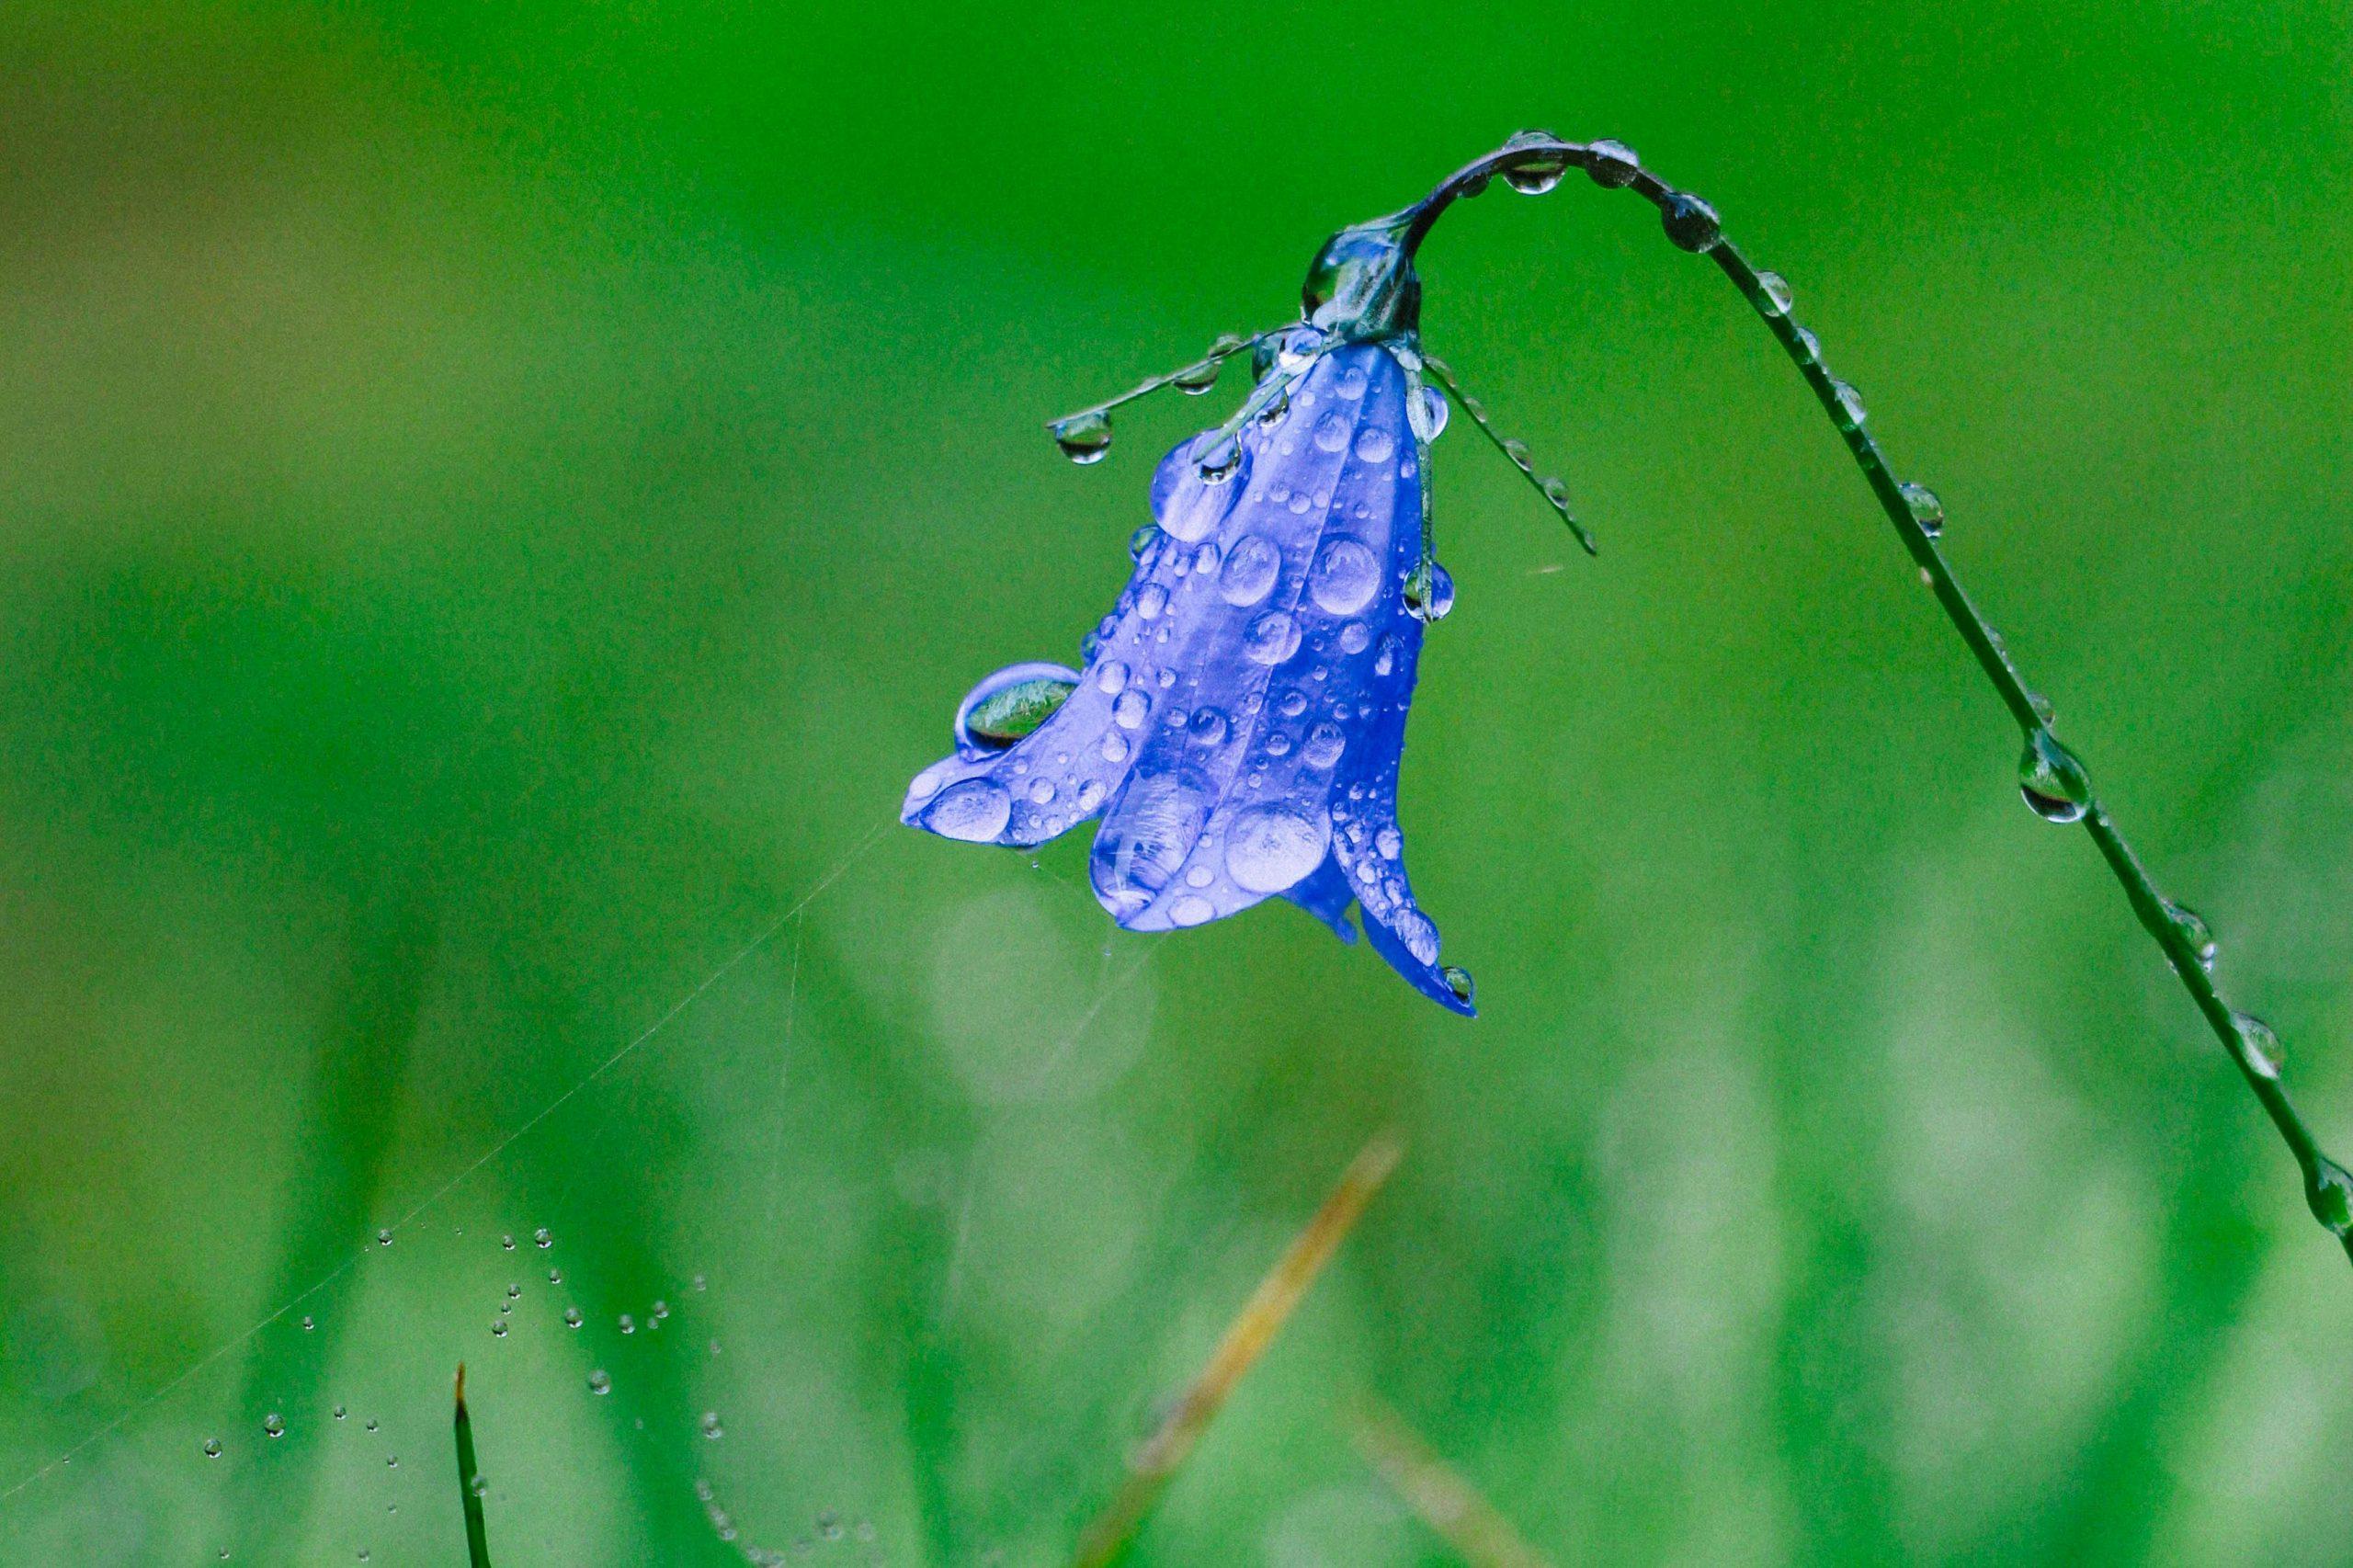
[[1411, 135, 2353, 1265], [454, 1365, 494, 1568]]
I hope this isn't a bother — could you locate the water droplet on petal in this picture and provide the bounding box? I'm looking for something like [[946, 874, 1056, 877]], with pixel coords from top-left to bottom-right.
[[957, 663, 1080, 754], [1221, 535, 1281, 607], [1169, 894, 1216, 926], [1188, 709, 1228, 746], [1244, 612, 1302, 665], [1309, 539, 1381, 615], [1051, 411, 1112, 464], [1096, 661, 1129, 696], [925, 779, 1013, 842], [1756, 270, 1794, 316], [1337, 620, 1370, 653], [1136, 583, 1168, 620], [2018, 730, 2092, 824], [1302, 724, 1347, 769], [1662, 192, 1722, 252], [1112, 690, 1149, 730], [1351, 424, 1394, 464], [1900, 482, 1944, 537], [1313, 412, 1350, 453], [2233, 1011, 2283, 1080], [1586, 139, 1642, 187], [1224, 805, 1331, 893]]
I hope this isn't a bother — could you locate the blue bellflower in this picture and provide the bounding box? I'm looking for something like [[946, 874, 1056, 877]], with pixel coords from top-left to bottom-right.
[[904, 209, 1483, 1014]]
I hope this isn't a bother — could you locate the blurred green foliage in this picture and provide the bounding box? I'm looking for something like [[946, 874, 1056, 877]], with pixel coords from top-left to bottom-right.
[[1, 1, 2349, 1562]]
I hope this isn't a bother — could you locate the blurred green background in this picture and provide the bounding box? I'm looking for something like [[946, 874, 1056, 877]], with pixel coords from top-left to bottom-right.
[[3, 1, 2350, 1562]]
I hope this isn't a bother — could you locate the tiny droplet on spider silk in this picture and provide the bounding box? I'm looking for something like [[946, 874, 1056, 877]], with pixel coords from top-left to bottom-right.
[[1900, 482, 1944, 538], [2232, 1011, 2283, 1079], [2018, 730, 2092, 824], [1051, 411, 1112, 464]]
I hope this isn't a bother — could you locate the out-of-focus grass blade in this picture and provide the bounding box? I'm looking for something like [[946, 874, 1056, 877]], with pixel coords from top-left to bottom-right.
[[453, 1364, 494, 1568], [1348, 1394, 1554, 1568], [1070, 1130, 1405, 1568]]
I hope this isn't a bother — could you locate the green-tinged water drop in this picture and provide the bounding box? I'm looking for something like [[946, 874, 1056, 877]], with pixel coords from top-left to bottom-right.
[[1831, 380, 1867, 428], [1502, 437, 1533, 472], [1662, 193, 1722, 253], [587, 1369, 612, 1395], [2018, 729, 2091, 823], [1501, 130, 1567, 194], [2028, 690, 2056, 726], [1794, 327, 1822, 362], [1051, 411, 1111, 464], [376, 1228, 392, 1246], [1900, 482, 1944, 537], [2232, 1011, 2283, 1080], [1441, 966, 1475, 1006], [1128, 523, 1159, 562], [1586, 139, 1641, 187], [2161, 899, 2218, 972], [1756, 270, 1794, 317], [1541, 476, 1574, 513], [263, 1414, 284, 1439], [2306, 1156, 2353, 1233], [1197, 437, 1241, 484], [1404, 561, 1455, 624], [203, 1437, 222, 1459], [1171, 359, 1220, 395], [564, 1307, 584, 1328]]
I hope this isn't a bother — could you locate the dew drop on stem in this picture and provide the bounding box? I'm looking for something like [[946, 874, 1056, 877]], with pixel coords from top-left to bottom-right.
[[1900, 482, 1944, 537], [1756, 270, 1794, 317], [2018, 730, 2092, 824], [2161, 899, 2217, 972], [1586, 139, 1641, 187], [1051, 411, 1112, 464]]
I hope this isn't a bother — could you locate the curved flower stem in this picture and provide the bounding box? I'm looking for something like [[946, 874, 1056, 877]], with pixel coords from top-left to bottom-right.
[[1408, 135, 2353, 1263]]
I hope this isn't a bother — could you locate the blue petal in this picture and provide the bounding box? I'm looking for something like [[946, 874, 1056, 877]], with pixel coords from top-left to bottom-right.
[[1281, 854, 1358, 943], [1086, 346, 1415, 932]]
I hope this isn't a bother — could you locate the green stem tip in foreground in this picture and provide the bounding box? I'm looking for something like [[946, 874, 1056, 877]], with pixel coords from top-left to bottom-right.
[[454, 1364, 494, 1568], [1406, 131, 2352, 1266]]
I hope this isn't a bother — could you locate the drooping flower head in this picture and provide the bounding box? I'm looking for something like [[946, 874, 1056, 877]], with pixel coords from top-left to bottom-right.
[[904, 135, 1610, 1014]]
